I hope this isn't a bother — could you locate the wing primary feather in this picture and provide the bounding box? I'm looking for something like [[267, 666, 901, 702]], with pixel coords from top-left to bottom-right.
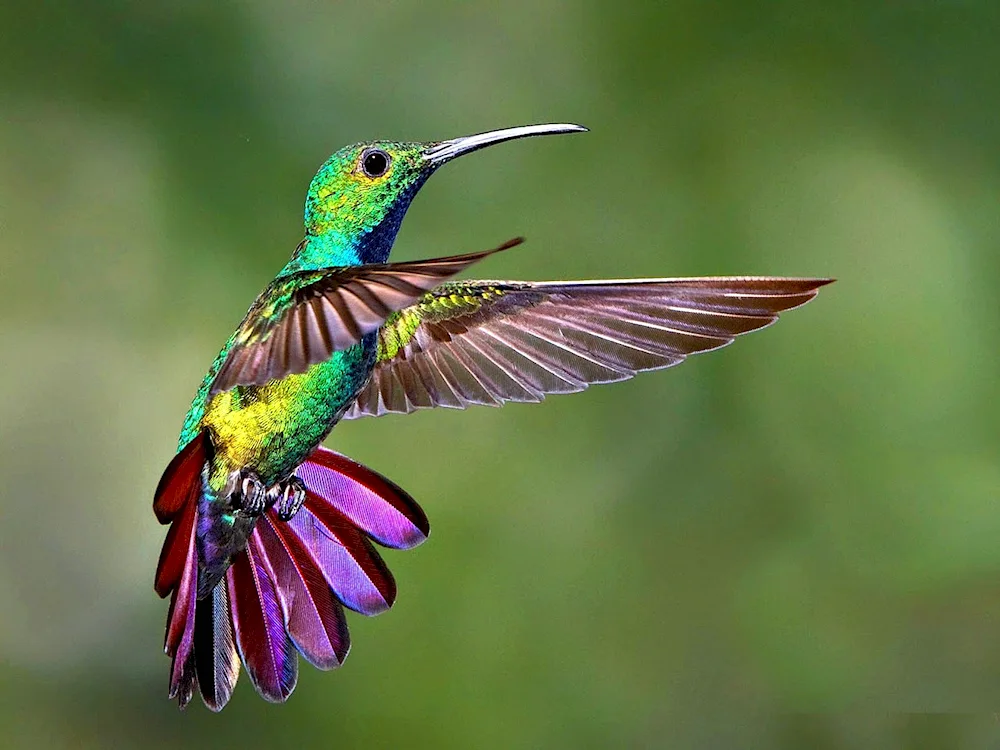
[[459, 331, 545, 402], [526, 308, 690, 365], [487, 319, 625, 386], [341, 280, 393, 318], [285, 306, 307, 374], [313, 296, 346, 351], [448, 335, 539, 403], [276, 309, 297, 381], [393, 358, 434, 408], [489, 314, 619, 375], [553, 302, 736, 343], [437, 347, 502, 406], [380, 363, 410, 413], [325, 290, 362, 342], [412, 353, 464, 409], [363, 274, 429, 299], [473, 325, 585, 394], [302, 298, 330, 361], [427, 349, 476, 407], [542, 306, 732, 355], [340, 286, 391, 331]]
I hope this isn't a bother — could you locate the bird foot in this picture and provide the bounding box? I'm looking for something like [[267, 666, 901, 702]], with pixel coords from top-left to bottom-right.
[[269, 475, 306, 522], [229, 469, 267, 517]]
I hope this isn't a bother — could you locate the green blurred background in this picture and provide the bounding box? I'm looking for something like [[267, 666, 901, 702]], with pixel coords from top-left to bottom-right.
[[2, 1, 999, 747]]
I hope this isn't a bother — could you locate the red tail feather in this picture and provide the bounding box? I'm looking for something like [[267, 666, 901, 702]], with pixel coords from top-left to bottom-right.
[[164, 505, 199, 706], [155, 499, 197, 598], [227, 539, 298, 702], [153, 432, 209, 524], [154, 431, 210, 598]]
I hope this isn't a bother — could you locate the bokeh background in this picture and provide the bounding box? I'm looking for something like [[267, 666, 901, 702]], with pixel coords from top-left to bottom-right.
[[2, 1, 999, 747]]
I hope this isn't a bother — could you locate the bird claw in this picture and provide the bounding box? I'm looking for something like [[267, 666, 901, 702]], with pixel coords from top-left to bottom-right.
[[270, 475, 306, 522], [230, 470, 267, 517], [227, 470, 305, 521]]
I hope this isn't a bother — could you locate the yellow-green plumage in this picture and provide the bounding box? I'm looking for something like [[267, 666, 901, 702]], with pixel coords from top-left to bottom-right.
[[200, 342, 376, 491]]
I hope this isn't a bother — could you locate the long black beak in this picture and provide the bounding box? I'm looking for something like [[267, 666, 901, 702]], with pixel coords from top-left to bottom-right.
[[422, 123, 588, 165]]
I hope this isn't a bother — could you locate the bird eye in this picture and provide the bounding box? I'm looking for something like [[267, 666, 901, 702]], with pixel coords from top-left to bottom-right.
[[361, 149, 391, 178]]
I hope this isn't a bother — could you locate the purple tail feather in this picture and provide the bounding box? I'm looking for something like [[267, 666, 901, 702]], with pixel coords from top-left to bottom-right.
[[153, 437, 430, 710]]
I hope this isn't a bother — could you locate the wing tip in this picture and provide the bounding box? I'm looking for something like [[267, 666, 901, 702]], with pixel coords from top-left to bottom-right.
[[772, 281, 834, 312], [494, 236, 525, 253]]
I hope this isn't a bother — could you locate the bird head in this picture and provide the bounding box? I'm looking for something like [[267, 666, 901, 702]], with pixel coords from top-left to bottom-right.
[[301, 124, 587, 265]]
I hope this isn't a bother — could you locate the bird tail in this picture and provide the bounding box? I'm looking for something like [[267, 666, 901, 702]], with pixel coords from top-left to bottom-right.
[[153, 434, 430, 711]]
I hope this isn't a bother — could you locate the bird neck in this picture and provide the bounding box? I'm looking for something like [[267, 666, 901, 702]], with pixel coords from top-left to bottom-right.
[[281, 232, 362, 273], [282, 198, 412, 275]]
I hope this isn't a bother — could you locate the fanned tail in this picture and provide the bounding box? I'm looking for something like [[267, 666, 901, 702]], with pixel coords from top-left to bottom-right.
[[153, 437, 429, 711]]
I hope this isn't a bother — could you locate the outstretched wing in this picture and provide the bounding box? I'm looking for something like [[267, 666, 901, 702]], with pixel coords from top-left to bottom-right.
[[342, 276, 833, 418], [209, 238, 523, 394]]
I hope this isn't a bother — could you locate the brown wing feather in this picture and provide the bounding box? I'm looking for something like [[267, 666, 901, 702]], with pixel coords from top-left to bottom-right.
[[209, 238, 523, 394], [343, 276, 833, 418]]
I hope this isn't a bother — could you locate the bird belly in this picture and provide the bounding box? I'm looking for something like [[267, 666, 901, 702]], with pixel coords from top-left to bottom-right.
[[201, 339, 376, 490]]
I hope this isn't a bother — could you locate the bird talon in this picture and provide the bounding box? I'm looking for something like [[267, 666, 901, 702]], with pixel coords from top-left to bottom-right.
[[231, 470, 267, 516], [275, 476, 306, 521]]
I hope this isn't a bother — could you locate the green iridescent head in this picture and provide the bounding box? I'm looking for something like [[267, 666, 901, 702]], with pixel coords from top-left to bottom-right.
[[296, 123, 587, 268]]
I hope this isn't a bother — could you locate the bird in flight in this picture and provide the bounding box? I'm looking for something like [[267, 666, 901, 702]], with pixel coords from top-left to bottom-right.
[[153, 123, 832, 710]]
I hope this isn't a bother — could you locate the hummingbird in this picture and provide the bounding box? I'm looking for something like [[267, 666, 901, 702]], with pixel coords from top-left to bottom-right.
[[153, 123, 832, 711]]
